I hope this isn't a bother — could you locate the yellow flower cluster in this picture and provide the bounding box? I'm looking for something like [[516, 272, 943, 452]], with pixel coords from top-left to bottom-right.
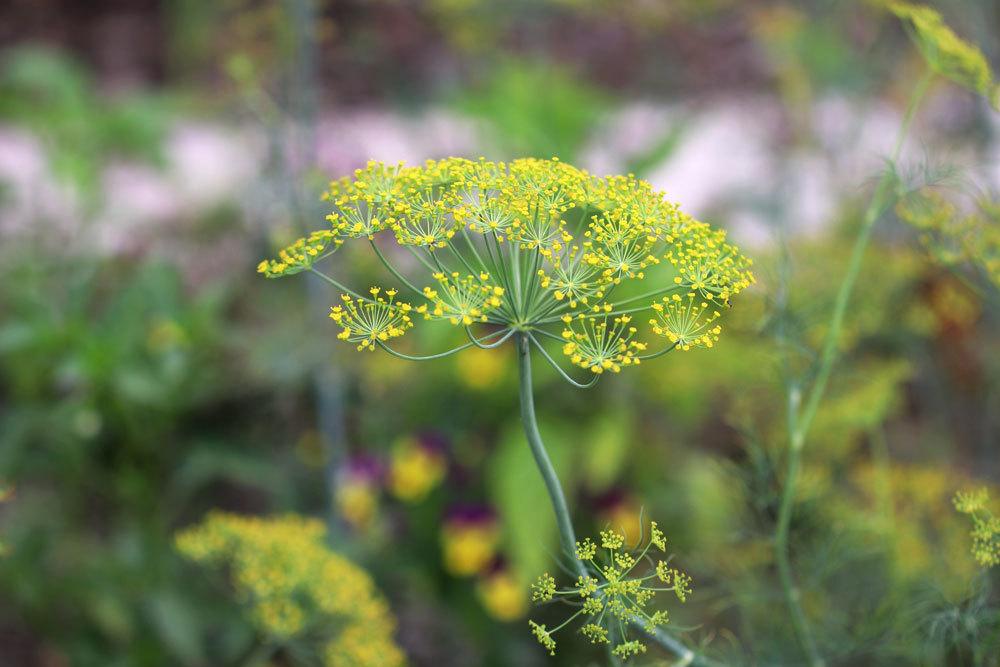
[[476, 567, 528, 621], [423, 272, 505, 325], [896, 188, 1000, 290], [175, 512, 405, 667], [257, 230, 342, 277], [560, 311, 646, 373], [336, 473, 380, 530], [954, 488, 1000, 567], [388, 436, 446, 502], [440, 512, 501, 577], [885, 1, 999, 109], [528, 521, 690, 659], [329, 288, 415, 351], [260, 157, 754, 370], [650, 292, 722, 350]]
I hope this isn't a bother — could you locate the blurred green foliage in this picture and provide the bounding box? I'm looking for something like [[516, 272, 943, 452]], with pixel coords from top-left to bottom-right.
[[453, 59, 611, 161], [1, 0, 1000, 665], [0, 48, 173, 197], [0, 256, 315, 665]]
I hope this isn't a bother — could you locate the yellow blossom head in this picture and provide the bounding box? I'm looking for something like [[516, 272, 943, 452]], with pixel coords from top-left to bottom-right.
[[259, 157, 754, 385], [477, 562, 528, 621], [335, 455, 382, 531], [388, 432, 447, 502], [175, 512, 405, 667], [528, 519, 690, 658], [440, 505, 501, 577], [885, 1, 1000, 109], [955, 488, 1000, 567]]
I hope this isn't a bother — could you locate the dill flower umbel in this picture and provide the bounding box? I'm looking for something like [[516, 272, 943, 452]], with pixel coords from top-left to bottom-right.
[[330, 288, 415, 351], [528, 521, 690, 659], [175, 512, 405, 667], [896, 188, 1000, 290], [260, 157, 754, 380], [954, 488, 1000, 568], [261, 157, 752, 661], [884, 1, 999, 109]]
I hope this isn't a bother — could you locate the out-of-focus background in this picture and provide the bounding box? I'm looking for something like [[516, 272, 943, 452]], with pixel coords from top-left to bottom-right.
[[1, 1, 999, 665]]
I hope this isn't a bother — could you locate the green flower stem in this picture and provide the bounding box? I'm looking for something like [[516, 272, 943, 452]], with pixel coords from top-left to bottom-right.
[[378, 340, 477, 361], [516, 333, 722, 666], [404, 245, 437, 273], [511, 236, 525, 316], [528, 333, 600, 389], [527, 327, 565, 343], [638, 342, 678, 361], [516, 332, 588, 580], [307, 267, 363, 300], [377, 328, 510, 361], [369, 239, 423, 296], [772, 68, 934, 667], [445, 235, 476, 271], [466, 326, 516, 349]]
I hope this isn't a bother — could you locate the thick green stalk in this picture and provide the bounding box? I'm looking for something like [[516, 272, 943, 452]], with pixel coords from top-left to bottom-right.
[[515, 333, 722, 666], [772, 69, 934, 667], [516, 333, 587, 580]]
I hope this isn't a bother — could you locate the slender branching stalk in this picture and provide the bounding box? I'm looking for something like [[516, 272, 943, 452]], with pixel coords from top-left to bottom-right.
[[517, 332, 724, 666], [516, 332, 590, 580], [262, 158, 754, 664], [772, 68, 935, 667]]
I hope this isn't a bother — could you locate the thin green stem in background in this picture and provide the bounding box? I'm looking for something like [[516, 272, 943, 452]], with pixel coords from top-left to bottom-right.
[[772, 68, 935, 667]]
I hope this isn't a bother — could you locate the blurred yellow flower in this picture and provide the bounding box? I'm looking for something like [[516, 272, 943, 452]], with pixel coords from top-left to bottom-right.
[[337, 480, 379, 530], [955, 488, 1000, 568], [924, 276, 980, 335], [897, 188, 1000, 291], [477, 567, 527, 621], [885, 1, 999, 108], [456, 345, 507, 389], [175, 512, 405, 667], [843, 463, 986, 592], [294, 429, 328, 469], [335, 457, 382, 531], [389, 435, 446, 502], [441, 507, 500, 577], [595, 491, 643, 547]]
